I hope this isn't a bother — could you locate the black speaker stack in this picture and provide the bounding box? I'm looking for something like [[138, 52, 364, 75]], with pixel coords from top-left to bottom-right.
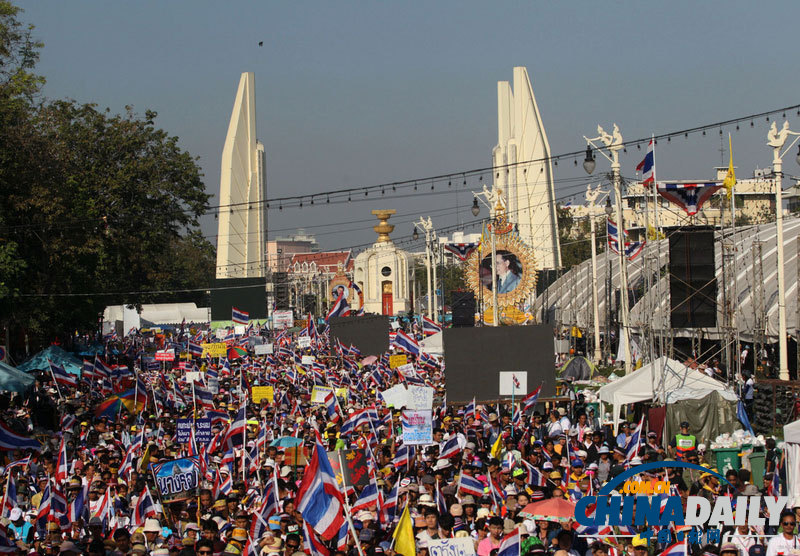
[[451, 290, 476, 327], [668, 228, 717, 328]]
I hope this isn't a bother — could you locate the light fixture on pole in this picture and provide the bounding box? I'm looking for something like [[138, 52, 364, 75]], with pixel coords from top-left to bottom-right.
[[473, 186, 501, 327], [412, 227, 419, 241], [583, 124, 632, 374], [413, 217, 436, 320], [766, 121, 800, 380], [586, 184, 608, 364]]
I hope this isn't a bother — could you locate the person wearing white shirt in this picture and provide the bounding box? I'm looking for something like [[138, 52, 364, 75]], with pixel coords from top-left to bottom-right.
[[767, 511, 799, 556], [722, 524, 758, 556]]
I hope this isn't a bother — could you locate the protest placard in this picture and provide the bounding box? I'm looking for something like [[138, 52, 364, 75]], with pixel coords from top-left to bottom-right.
[[150, 457, 200, 503], [251, 385, 274, 403], [401, 409, 433, 445]]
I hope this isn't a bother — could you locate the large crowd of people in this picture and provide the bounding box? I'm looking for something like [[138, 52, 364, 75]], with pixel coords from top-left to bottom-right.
[[0, 320, 787, 556]]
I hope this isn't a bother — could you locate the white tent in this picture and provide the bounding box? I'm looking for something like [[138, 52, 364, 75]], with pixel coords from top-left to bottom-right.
[[420, 331, 443, 356], [784, 420, 800, 506], [597, 356, 737, 432], [104, 303, 210, 327]]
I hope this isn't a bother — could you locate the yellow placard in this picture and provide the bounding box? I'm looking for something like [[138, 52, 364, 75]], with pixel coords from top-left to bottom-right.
[[202, 343, 228, 358], [389, 354, 408, 369], [335, 387, 348, 401], [251, 386, 274, 404]]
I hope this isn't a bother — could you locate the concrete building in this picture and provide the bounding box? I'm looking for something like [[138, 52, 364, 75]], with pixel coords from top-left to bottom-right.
[[265, 229, 320, 272], [353, 210, 412, 315], [215, 72, 267, 278], [492, 67, 561, 270], [287, 251, 353, 312]]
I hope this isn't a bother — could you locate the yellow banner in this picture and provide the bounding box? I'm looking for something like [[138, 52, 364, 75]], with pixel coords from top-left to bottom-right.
[[251, 386, 274, 404], [201, 343, 228, 358], [389, 354, 408, 369]]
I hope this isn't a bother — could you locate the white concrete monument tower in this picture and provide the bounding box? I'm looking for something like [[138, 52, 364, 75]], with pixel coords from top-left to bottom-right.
[[216, 72, 267, 278], [492, 67, 561, 269]]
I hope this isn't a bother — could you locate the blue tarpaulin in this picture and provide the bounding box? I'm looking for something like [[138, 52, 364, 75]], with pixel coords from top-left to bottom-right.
[[17, 345, 82, 376], [0, 361, 35, 393]]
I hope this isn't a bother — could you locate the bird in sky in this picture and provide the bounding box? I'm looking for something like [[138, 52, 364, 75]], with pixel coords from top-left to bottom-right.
[[258, 41, 263, 47]]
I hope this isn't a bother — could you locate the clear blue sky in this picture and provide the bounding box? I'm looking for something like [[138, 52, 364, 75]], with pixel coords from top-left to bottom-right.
[[21, 1, 800, 251]]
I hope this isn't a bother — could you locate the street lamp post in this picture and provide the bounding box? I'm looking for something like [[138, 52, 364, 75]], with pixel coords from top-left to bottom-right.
[[767, 121, 800, 380], [584, 124, 632, 374], [586, 184, 609, 364], [413, 218, 436, 320], [473, 188, 501, 327]]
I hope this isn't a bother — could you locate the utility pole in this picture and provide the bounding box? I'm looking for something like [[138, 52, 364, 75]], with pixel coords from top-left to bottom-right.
[[586, 184, 608, 364]]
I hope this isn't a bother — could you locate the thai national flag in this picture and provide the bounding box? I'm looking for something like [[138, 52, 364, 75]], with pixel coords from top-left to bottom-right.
[[326, 290, 350, 322], [392, 444, 414, 469], [0, 420, 41, 452], [439, 436, 460, 460], [520, 459, 546, 486], [391, 330, 420, 357], [296, 434, 345, 540], [339, 409, 371, 436], [459, 474, 485, 497], [48, 360, 77, 388], [188, 342, 203, 357], [497, 528, 520, 556], [55, 437, 69, 485], [351, 481, 379, 512], [302, 519, 332, 556], [0, 525, 19, 553], [224, 401, 247, 449], [658, 542, 687, 556], [132, 486, 157, 527], [636, 138, 655, 187], [422, 316, 441, 337], [232, 307, 250, 324], [625, 415, 645, 463], [68, 484, 87, 522], [349, 281, 365, 316], [2, 475, 15, 514], [522, 385, 542, 413], [250, 475, 280, 540]]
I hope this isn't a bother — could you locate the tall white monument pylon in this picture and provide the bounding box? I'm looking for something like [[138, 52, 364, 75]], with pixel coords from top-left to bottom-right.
[[492, 67, 561, 270], [216, 72, 267, 278]]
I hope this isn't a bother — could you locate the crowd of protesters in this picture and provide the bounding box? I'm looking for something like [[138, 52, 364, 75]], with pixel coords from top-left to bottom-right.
[[0, 319, 789, 556]]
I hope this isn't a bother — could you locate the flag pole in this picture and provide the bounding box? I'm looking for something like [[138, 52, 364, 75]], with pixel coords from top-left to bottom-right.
[[337, 450, 366, 556], [47, 359, 63, 401]]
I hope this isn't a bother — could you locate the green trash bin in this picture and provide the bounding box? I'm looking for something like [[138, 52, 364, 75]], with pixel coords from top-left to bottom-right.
[[748, 449, 766, 488], [713, 448, 741, 474]]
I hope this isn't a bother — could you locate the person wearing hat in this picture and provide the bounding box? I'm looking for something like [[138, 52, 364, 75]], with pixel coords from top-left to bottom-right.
[[7, 507, 33, 544], [669, 421, 697, 460], [142, 518, 163, 550], [615, 422, 630, 448], [645, 431, 664, 460], [631, 535, 649, 556], [58, 540, 82, 555]]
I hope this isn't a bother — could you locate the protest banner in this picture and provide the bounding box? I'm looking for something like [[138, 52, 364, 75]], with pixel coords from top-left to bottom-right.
[[401, 409, 433, 445], [150, 457, 200, 503], [154, 349, 175, 362], [201, 343, 228, 358], [301, 355, 315, 365], [297, 336, 312, 348], [251, 385, 274, 403], [273, 310, 293, 329], [389, 354, 407, 369], [310, 385, 334, 404], [254, 343, 274, 355], [407, 385, 434, 410], [327, 449, 370, 489], [175, 418, 211, 445], [428, 538, 476, 556]]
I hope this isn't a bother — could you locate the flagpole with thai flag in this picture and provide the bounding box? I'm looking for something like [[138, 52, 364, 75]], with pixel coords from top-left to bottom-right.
[[336, 450, 367, 556], [47, 359, 63, 400]]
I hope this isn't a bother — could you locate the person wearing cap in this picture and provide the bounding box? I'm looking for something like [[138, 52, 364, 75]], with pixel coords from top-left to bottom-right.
[[669, 421, 697, 460], [645, 431, 664, 460], [8, 507, 33, 544], [615, 422, 630, 448], [631, 535, 649, 556]]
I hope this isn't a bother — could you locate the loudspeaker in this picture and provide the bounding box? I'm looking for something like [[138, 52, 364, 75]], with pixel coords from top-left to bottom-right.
[[669, 228, 717, 328], [451, 291, 476, 327], [273, 272, 290, 310]]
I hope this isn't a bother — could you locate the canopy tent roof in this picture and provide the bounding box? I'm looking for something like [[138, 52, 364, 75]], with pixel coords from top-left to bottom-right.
[[0, 361, 36, 393], [420, 331, 443, 356], [534, 216, 800, 341], [785, 419, 800, 444], [597, 356, 736, 430], [103, 303, 210, 327], [17, 345, 82, 376]]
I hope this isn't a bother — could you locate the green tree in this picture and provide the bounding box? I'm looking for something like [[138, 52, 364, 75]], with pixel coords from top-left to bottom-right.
[[0, 3, 215, 349], [557, 204, 594, 270]]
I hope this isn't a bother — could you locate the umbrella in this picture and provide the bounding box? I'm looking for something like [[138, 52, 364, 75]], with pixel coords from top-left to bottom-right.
[[361, 356, 377, 366], [227, 346, 247, 360], [0, 361, 35, 393], [94, 390, 146, 420], [519, 498, 576, 522], [270, 436, 304, 448]]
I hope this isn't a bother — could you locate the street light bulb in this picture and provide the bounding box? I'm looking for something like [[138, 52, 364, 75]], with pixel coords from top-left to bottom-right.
[[583, 146, 596, 175], [412, 228, 419, 241], [796, 144, 800, 167], [471, 198, 480, 217], [605, 197, 613, 216]]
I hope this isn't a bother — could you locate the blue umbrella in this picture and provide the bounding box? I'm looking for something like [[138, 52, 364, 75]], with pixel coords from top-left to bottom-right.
[[270, 436, 304, 448]]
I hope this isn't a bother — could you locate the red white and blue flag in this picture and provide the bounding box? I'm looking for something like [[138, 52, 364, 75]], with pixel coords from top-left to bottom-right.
[[625, 415, 645, 463], [48, 360, 77, 388], [231, 307, 250, 325], [391, 330, 420, 357], [458, 474, 485, 497], [657, 182, 722, 216], [132, 485, 157, 527], [0, 421, 41, 452], [658, 542, 687, 556], [422, 316, 442, 337], [438, 435, 460, 459], [498, 528, 520, 556], [607, 219, 645, 261], [444, 242, 479, 261], [522, 384, 542, 413], [55, 437, 68, 485], [326, 290, 350, 322], [296, 434, 345, 540], [636, 138, 655, 187]]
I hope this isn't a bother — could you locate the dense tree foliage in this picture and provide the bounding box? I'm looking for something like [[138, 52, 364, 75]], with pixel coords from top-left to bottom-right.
[[0, 2, 215, 347]]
